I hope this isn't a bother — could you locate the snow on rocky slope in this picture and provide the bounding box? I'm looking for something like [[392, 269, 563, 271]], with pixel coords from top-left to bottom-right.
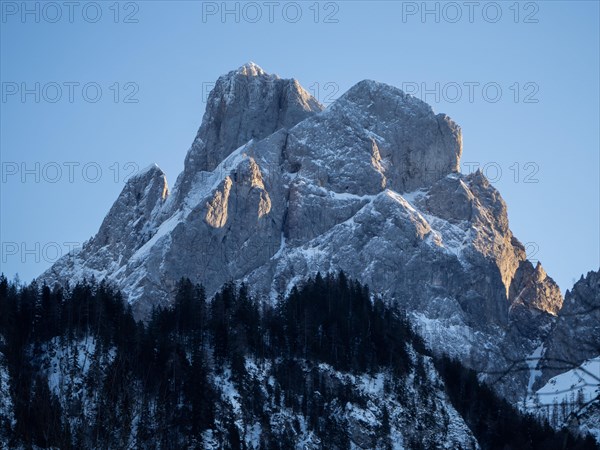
[[39, 64, 595, 412], [525, 356, 600, 442], [0, 338, 14, 449]]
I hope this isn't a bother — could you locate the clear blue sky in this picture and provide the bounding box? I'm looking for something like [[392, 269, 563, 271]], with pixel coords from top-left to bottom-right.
[[1, 1, 598, 293]]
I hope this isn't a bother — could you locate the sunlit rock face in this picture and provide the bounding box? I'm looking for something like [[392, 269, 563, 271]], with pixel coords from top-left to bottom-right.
[[510, 260, 563, 316], [205, 176, 233, 228], [41, 63, 567, 402], [171, 62, 324, 210]]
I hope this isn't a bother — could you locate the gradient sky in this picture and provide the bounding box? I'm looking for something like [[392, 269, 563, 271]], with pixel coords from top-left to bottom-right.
[[1, 1, 598, 293]]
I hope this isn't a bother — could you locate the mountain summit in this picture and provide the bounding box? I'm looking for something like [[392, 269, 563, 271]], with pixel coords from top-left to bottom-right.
[[41, 64, 565, 402]]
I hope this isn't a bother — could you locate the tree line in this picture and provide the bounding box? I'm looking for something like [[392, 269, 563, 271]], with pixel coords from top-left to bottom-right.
[[0, 273, 597, 449]]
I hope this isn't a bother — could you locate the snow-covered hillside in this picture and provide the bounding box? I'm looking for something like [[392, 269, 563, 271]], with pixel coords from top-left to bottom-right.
[[525, 356, 600, 441]]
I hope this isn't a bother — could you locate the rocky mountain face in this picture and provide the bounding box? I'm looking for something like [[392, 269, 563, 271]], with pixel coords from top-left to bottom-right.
[[538, 270, 600, 385], [518, 270, 600, 442], [40, 64, 593, 410], [172, 62, 323, 209]]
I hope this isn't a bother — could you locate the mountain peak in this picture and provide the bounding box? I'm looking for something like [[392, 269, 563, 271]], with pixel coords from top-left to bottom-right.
[[40, 67, 563, 410], [130, 163, 165, 182], [236, 61, 267, 77], [337, 78, 440, 120], [170, 65, 323, 205]]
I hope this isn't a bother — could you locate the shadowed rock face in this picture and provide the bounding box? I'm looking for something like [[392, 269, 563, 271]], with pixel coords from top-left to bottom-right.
[[95, 164, 169, 251], [283, 80, 462, 196], [41, 164, 170, 285], [40, 63, 569, 402], [537, 270, 600, 388]]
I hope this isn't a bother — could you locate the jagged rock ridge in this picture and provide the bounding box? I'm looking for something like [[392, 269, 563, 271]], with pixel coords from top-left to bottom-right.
[[41, 63, 574, 405], [539, 270, 600, 385]]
